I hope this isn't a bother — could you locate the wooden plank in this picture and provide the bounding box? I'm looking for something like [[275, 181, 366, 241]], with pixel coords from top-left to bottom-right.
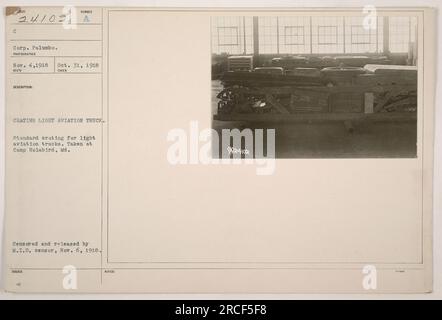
[[364, 64, 417, 73], [214, 112, 416, 123], [364, 92, 374, 114], [384, 97, 417, 110], [265, 94, 290, 114], [230, 84, 417, 96], [374, 89, 402, 112]]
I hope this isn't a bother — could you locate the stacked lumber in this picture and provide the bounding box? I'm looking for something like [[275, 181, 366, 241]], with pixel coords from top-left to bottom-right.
[[253, 67, 284, 75], [221, 71, 325, 87], [271, 56, 309, 68], [357, 64, 417, 86], [285, 68, 322, 77], [334, 56, 371, 67], [227, 55, 253, 72], [321, 67, 367, 85], [270, 55, 391, 69], [363, 64, 417, 77]]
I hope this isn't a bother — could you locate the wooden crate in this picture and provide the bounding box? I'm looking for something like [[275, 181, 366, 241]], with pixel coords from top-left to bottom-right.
[[330, 92, 364, 113]]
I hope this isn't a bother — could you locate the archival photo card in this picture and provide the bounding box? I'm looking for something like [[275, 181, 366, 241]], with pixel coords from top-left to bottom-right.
[[2, 7, 435, 293]]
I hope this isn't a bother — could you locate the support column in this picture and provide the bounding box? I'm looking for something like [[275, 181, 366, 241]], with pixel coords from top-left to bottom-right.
[[383, 16, 390, 54], [253, 16, 259, 67]]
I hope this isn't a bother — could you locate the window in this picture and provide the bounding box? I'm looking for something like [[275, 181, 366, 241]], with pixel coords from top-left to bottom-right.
[[317, 26, 338, 44], [217, 27, 239, 46], [350, 26, 371, 44], [258, 17, 278, 54], [389, 17, 416, 53], [278, 16, 311, 54], [311, 17, 344, 53], [344, 16, 382, 54], [284, 26, 305, 45], [211, 15, 416, 55], [211, 17, 253, 54]]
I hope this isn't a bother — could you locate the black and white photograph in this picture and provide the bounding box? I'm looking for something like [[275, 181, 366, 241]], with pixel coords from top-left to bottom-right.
[[1, 4, 439, 300], [211, 15, 418, 158]]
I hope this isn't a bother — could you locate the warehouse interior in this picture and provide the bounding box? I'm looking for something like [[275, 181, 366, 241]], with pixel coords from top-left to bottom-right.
[[211, 15, 418, 158]]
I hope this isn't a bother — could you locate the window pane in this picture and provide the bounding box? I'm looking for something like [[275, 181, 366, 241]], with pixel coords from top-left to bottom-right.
[[278, 16, 311, 54], [389, 17, 411, 53], [211, 16, 253, 55], [311, 17, 344, 54], [344, 16, 380, 54], [258, 17, 278, 54]]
